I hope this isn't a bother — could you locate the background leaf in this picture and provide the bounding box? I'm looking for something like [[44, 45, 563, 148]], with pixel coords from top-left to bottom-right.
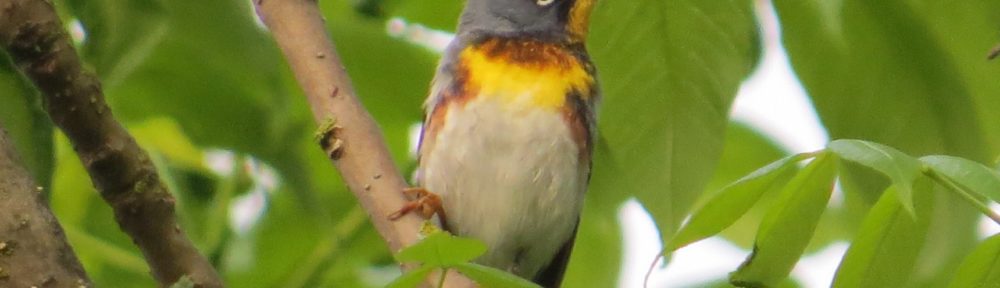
[[0, 54, 53, 188]]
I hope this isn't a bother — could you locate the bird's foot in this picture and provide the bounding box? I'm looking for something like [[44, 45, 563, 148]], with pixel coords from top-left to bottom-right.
[[389, 187, 448, 228]]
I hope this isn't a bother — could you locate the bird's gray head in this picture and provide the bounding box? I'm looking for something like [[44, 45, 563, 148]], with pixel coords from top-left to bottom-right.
[[457, 0, 595, 42]]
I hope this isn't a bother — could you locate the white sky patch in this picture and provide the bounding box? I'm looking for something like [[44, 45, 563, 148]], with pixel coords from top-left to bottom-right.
[[386, 17, 453, 53], [205, 149, 236, 176], [67, 18, 87, 44], [980, 203, 1000, 239]]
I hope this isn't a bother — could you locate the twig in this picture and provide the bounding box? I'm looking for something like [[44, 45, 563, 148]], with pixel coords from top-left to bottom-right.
[[252, 0, 475, 287], [0, 0, 222, 286], [924, 169, 1000, 225], [0, 127, 92, 287]]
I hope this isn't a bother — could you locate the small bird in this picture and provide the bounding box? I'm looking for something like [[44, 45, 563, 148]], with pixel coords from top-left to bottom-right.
[[392, 0, 598, 286]]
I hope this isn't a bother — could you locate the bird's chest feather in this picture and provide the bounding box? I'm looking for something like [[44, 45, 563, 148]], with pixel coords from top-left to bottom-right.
[[419, 97, 586, 278]]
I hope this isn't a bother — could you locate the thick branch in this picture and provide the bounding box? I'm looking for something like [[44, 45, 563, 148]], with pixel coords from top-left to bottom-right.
[[0, 0, 222, 286], [0, 127, 92, 287], [253, 0, 474, 286]]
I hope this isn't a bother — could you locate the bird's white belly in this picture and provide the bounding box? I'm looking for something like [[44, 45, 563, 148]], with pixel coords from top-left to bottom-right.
[[420, 98, 585, 278]]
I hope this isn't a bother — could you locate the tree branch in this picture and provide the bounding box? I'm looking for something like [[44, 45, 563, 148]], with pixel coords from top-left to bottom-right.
[[0, 0, 222, 286], [253, 0, 475, 286], [0, 126, 92, 288]]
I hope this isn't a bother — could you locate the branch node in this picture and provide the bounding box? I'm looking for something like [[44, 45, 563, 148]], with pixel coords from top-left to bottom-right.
[[315, 116, 344, 159], [0, 240, 16, 256]]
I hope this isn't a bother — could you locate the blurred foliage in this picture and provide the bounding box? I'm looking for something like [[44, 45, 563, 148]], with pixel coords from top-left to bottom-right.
[[0, 0, 998, 287]]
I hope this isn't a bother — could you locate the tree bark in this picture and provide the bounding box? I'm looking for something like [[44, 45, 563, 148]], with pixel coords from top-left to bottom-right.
[[0, 126, 92, 288], [253, 0, 474, 286], [0, 0, 222, 286]]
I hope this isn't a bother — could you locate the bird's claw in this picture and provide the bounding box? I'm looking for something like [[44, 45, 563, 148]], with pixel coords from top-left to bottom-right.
[[390, 187, 448, 228]]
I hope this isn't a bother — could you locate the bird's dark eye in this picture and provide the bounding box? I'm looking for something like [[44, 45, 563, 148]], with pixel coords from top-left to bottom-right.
[[536, 0, 555, 6]]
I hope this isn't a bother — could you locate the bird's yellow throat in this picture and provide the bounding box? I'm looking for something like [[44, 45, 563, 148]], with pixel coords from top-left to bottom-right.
[[458, 38, 594, 110]]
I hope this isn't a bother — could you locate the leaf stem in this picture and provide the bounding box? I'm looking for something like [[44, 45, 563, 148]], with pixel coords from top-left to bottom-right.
[[925, 168, 1000, 226]]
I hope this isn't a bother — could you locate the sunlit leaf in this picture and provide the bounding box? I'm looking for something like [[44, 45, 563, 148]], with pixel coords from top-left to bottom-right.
[[395, 232, 487, 267], [589, 0, 759, 247], [730, 152, 837, 287], [829, 139, 922, 215], [667, 152, 811, 252], [454, 263, 541, 288], [385, 265, 435, 288], [948, 233, 1000, 288], [774, 0, 993, 282], [921, 155, 1000, 204], [832, 182, 934, 287]]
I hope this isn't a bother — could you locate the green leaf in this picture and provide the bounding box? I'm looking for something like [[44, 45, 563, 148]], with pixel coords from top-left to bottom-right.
[[0, 54, 53, 188], [921, 155, 1000, 204], [829, 139, 922, 215], [395, 232, 488, 267], [589, 0, 760, 246], [385, 265, 435, 288], [773, 0, 991, 162], [454, 263, 542, 288], [730, 152, 837, 287], [562, 196, 623, 288], [666, 152, 811, 251], [948, 234, 1000, 288], [832, 181, 934, 288], [62, 0, 168, 88], [387, 0, 463, 32], [775, 1, 996, 283]]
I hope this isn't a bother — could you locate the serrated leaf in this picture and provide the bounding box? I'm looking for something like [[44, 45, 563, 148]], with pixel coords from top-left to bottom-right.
[[730, 152, 837, 287], [832, 181, 934, 288], [395, 232, 487, 267], [829, 139, 922, 216], [666, 152, 810, 251], [921, 155, 1000, 204], [589, 0, 759, 248], [385, 265, 436, 288], [454, 263, 541, 288], [948, 234, 1000, 288]]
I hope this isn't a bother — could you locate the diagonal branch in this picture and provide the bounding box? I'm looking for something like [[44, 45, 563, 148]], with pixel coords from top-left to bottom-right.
[[0, 126, 92, 288], [0, 0, 222, 286], [252, 0, 474, 286]]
